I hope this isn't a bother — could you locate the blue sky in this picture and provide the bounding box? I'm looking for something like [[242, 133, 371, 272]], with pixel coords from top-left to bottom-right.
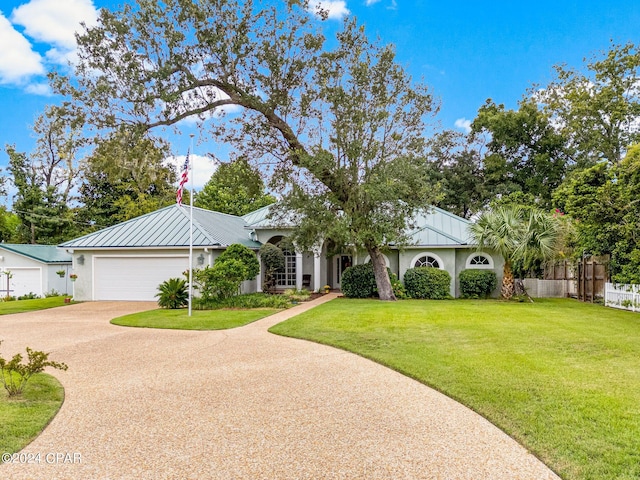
[[1, 0, 640, 189]]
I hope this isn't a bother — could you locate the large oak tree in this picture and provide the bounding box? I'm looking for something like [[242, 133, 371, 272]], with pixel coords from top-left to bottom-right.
[[52, 0, 438, 300]]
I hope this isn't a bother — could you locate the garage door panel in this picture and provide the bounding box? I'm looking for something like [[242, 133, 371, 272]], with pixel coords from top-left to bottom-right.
[[94, 256, 188, 301]]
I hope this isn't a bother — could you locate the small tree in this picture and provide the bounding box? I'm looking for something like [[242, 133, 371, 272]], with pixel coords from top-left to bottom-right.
[[259, 243, 285, 293], [0, 341, 68, 397], [469, 205, 562, 299]]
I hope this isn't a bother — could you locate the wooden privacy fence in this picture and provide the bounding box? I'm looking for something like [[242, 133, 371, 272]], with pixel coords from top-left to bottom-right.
[[604, 282, 640, 311], [542, 257, 609, 301]]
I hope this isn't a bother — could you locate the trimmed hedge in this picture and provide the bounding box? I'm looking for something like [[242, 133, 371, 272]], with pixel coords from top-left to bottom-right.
[[341, 263, 406, 299], [341, 263, 378, 298], [404, 267, 451, 299], [459, 269, 497, 299]]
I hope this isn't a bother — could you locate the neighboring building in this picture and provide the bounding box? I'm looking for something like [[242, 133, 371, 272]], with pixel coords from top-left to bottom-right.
[[60, 204, 504, 301], [0, 244, 72, 298]]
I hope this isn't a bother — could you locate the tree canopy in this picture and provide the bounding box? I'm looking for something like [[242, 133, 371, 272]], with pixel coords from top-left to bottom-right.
[[196, 157, 275, 216], [53, 0, 439, 300]]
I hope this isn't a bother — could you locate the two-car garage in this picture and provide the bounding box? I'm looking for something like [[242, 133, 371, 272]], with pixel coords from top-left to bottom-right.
[[93, 256, 189, 301]]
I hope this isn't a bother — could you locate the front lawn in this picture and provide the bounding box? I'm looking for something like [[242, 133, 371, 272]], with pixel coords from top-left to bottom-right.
[[111, 307, 280, 330], [269, 298, 640, 480], [0, 373, 65, 454], [0, 296, 71, 316]]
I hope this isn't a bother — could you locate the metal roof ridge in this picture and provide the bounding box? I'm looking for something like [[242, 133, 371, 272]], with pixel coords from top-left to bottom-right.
[[176, 206, 222, 245], [59, 205, 179, 247]]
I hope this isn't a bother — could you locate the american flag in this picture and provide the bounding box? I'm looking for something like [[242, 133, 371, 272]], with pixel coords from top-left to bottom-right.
[[176, 149, 190, 206]]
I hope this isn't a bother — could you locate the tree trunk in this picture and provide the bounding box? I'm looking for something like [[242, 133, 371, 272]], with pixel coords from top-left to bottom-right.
[[367, 246, 396, 301], [501, 261, 515, 299]]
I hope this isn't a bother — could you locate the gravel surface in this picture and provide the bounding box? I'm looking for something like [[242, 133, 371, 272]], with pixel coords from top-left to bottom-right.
[[0, 296, 560, 479]]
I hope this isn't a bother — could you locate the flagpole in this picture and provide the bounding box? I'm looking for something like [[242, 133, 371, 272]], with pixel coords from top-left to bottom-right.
[[188, 134, 195, 317]]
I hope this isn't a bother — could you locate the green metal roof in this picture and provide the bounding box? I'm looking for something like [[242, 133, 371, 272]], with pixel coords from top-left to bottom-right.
[[244, 203, 472, 246], [0, 244, 72, 264], [406, 206, 472, 246], [60, 205, 261, 249]]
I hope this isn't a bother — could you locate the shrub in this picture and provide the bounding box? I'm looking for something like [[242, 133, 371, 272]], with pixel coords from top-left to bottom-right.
[[44, 289, 61, 297], [389, 272, 408, 299], [283, 288, 311, 302], [459, 269, 498, 299], [193, 293, 292, 310], [156, 278, 189, 309], [216, 244, 260, 280], [259, 243, 285, 293], [341, 263, 378, 298], [342, 264, 408, 299], [193, 258, 248, 301], [404, 267, 451, 299], [0, 341, 68, 397]]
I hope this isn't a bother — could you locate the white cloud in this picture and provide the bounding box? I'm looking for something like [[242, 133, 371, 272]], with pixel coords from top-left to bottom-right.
[[11, 0, 98, 50], [24, 82, 52, 96], [0, 13, 44, 83], [365, 0, 381, 5], [454, 118, 472, 133], [308, 0, 350, 20], [166, 154, 218, 190], [387, 0, 397, 10]]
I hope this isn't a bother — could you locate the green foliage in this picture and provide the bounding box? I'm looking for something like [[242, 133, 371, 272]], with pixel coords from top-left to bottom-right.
[[283, 288, 311, 302], [155, 278, 188, 309], [341, 263, 378, 299], [77, 130, 176, 231], [0, 341, 68, 397], [193, 293, 292, 310], [197, 157, 275, 216], [553, 144, 640, 283], [403, 267, 452, 299], [216, 244, 260, 280], [259, 243, 285, 293], [541, 41, 640, 166], [469, 205, 563, 298], [389, 272, 408, 299], [193, 248, 255, 301], [459, 269, 497, 298], [44, 290, 61, 298], [58, 1, 438, 300], [471, 99, 569, 209]]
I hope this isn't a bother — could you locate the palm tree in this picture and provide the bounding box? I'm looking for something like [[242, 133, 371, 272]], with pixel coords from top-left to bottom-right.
[[469, 205, 561, 299]]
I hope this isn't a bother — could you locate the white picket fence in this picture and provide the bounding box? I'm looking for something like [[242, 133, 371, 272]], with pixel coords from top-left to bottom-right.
[[604, 282, 640, 312]]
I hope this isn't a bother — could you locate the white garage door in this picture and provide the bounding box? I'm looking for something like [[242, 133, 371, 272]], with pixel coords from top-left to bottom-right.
[[94, 256, 189, 301], [5, 268, 42, 298]]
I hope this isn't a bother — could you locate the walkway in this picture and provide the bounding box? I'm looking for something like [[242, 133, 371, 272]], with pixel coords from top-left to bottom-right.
[[0, 296, 559, 479]]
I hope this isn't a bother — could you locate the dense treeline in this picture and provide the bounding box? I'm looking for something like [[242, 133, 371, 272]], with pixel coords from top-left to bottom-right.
[[2, 39, 640, 282]]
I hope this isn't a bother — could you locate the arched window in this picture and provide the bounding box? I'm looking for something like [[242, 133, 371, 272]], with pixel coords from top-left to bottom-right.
[[415, 255, 439, 268], [409, 252, 444, 270], [465, 253, 494, 269], [267, 236, 297, 287]]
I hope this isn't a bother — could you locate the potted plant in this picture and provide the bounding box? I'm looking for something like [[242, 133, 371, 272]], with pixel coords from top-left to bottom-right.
[[56, 270, 65, 278], [323, 284, 331, 294], [69, 274, 78, 282]]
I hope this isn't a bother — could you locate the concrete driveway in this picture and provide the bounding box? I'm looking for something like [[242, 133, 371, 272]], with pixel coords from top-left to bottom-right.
[[0, 297, 560, 479]]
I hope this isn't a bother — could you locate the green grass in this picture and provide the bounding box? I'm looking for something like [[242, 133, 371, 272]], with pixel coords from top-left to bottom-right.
[[111, 307, 280, 330], [0, 296, 71, 316], [0, 373, 65, 454], [269, 298, 640, 480]]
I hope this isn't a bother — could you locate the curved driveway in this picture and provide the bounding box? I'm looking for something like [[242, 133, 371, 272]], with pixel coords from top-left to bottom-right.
[[1, 296, 560, 479]]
